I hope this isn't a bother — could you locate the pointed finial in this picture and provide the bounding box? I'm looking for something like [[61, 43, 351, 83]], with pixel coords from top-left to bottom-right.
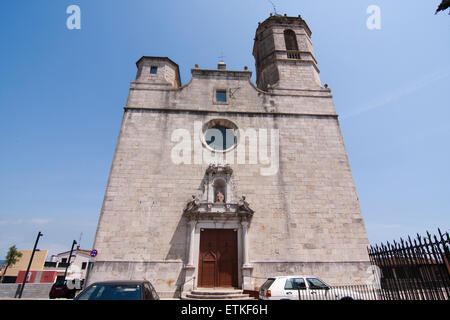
[[268, 0, 277, 15]]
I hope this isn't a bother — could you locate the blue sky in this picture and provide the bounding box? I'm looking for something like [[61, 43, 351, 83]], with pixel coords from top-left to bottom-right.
[[0, 0, 449, 259]]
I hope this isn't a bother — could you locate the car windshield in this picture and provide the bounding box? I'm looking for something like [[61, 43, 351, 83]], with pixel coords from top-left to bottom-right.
[[54, 280, 67, 286], [306, 278, 329, 290], [76, 284, 141, 300]]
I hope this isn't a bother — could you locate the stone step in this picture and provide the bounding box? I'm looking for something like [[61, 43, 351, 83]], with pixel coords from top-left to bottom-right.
[[186, 294, 252, 300], [182, 288, 255, 300], [191, 289, 244, 296], [183, 294, 255, 300]]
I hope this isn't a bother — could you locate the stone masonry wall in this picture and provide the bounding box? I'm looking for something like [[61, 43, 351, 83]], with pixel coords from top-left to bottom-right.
[[90, 53, 370, 295]]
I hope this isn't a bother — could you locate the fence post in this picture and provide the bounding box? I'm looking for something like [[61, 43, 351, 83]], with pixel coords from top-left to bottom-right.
[[368, 230, 450, 301]]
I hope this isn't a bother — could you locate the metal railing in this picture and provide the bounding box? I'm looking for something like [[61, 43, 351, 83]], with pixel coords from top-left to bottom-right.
[[250, 276, 382, 300], [286, 50, 301, 59], [294, 284, 381, 300], [368, 229, 450, 300]]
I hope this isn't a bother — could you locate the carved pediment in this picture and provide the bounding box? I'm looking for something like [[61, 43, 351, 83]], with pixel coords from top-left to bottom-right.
[[183, 195, 254, 217], [206, 163, 233, 175], [183, 199, 254, 219], [183, 165, 254, 219]]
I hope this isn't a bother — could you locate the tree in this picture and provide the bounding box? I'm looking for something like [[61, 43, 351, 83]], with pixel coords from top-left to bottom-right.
[[436, 0, 450, 14], [0, 245, 23, 283]]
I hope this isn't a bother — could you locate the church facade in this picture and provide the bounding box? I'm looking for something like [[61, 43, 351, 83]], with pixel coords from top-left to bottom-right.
[[89, 14, 371, 297]]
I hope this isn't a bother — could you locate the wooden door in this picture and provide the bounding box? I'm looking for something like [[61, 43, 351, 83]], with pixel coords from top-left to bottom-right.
[[198, 229, 238, 288], [198, 229, 217, 288]]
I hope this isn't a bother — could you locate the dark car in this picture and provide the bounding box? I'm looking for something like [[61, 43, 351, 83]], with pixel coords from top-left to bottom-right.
[[74, 280, 160, 300], [49, 279, 83, 299]]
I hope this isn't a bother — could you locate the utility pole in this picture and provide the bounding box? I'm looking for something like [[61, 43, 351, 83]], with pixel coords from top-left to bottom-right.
[[18, 231, 43, 299], [64, 240, 77, 281]]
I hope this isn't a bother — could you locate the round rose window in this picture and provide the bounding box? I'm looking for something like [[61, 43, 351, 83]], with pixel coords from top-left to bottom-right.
[[202, 119, 238, 152]]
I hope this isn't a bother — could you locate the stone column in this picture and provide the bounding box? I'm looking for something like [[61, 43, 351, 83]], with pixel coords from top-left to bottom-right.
[[241, 220, 254, 291], [241, 220, 250, 267], [182, 219, 197, 294], [187, 219, 197, 267]]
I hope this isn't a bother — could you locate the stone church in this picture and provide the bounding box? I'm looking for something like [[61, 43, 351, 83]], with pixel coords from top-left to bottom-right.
[[89, 14, 371, 297]]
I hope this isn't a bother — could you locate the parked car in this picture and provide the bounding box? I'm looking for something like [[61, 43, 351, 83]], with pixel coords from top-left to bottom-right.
[[74, 280, 160, 300], [49, 279, 83, 299], [259, 276, 364, 300]]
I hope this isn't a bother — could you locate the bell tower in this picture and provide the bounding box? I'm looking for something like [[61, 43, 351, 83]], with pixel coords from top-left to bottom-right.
[[253, 14, 322, 91]]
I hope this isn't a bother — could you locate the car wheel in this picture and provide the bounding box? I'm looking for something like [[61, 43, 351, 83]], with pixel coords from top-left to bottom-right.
[[340, 297, 353, 301]]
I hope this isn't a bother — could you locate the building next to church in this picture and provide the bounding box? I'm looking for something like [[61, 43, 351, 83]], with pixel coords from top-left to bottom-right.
[[45, 247, 92, 282], [0, 250, 48, 283], [89, 14, 371, 298]]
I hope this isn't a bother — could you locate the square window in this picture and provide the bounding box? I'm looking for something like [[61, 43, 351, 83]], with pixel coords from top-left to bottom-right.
[[216, 90, 227, 103], [150, 66, 158, 74]]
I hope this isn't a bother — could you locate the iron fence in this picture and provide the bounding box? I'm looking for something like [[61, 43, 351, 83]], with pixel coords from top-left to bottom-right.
[[368, 229, 450, 300], [293, 284, 380, 300]]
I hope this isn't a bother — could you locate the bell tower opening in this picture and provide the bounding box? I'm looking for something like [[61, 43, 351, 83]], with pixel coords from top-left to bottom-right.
[[284, 29, 299, 51], [252, 15, 323, 91]]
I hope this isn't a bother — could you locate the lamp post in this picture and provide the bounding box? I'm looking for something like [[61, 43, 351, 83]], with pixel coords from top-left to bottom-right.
[[64, 240, 77, 281], [18, 231, 43, 299]]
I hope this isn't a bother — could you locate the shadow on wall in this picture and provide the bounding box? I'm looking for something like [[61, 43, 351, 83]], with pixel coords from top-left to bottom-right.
[[173, 267, 186, 298], [165, 170, 210, 262], [165, 215, 188, 261], [165, 214, 191, 297]]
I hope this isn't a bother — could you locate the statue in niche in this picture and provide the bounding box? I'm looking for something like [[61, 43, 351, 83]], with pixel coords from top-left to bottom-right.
[[215, 191, 225, 204]]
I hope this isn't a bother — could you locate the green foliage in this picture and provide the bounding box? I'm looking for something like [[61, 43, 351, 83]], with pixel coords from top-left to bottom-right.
[[5, 245, 23, 267], [1, 245, 23, 282]]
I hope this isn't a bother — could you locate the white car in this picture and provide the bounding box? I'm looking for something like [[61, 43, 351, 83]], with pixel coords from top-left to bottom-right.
[[259, 276, 365, 300]]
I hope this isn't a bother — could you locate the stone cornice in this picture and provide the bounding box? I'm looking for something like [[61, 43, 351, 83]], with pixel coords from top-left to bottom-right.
[[128, 84, 332, 97], [255, 15, 312, 38], [124, 106, 338, 118], [191, 68, 252, 78]]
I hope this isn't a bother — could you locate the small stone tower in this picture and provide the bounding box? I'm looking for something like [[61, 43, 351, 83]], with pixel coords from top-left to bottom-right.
[[253, 14, 322, 90], [135, 56, 181, 89]]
